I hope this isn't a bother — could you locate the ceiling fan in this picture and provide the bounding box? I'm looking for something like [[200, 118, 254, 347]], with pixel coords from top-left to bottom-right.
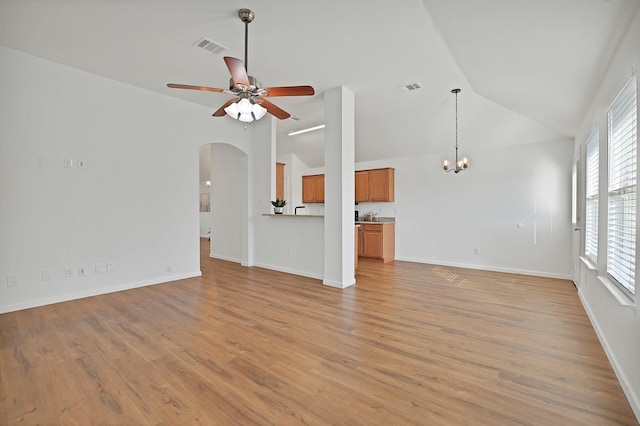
[[167, 8, 315, 122]]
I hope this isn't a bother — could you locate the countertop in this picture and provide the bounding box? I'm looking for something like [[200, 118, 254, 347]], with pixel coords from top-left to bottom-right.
[[263, 214, 396, 224], [355, 217, 396, 225], [262, 213, 324, 218]]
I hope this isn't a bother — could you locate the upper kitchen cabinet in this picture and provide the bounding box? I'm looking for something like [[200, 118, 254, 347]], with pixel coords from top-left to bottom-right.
[[302, 174, 325, 203], [276, 162, 285, 200], [355, 168, 395, 202]]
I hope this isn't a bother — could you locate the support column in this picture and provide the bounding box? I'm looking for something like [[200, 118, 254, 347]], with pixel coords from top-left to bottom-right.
[[243, 116, 276, 267], [323, 86, 355, 288]]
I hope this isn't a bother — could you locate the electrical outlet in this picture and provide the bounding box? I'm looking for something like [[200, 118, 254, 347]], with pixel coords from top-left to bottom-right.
[[77, 159, 86, 169], [473, 248, 480, 256], [7, 275, 18, 287], [41, 270, 52, 281], [64, 268, 73, 278], [107, 263, 114, 273], [78, 267, 86, 277]]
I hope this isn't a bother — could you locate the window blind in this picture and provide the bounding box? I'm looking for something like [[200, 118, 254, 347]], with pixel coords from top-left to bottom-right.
[[585, 129, 599, 264], [607, 76, 637, 295]]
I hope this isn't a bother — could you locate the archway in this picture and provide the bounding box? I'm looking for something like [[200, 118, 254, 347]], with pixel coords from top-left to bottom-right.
[[199, 142, 249, 265]]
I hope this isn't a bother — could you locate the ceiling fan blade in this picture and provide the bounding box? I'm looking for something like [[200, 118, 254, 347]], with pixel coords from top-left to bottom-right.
[[167, 83, 225, 93], [261, 86, 315, 97], [213, 99, 237, 117], [224, 56, 251, 89], [259, 99, 291, 120]]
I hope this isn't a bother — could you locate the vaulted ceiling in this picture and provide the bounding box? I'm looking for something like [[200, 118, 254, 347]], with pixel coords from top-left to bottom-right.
[[1, 0, 638, 168]]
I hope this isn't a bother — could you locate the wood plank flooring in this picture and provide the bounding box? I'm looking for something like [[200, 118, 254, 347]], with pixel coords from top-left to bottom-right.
[[1, 238, 637, 425]]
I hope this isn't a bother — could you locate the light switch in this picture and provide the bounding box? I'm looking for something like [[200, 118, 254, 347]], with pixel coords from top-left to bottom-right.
[[64, 158, 73, 168]]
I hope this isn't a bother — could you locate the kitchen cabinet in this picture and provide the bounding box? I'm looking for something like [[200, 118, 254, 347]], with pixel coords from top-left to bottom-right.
[[358, 223, 395, 262], [354, 226, 359, 272], [276, 162, 285, 201], [302, 174, 324, 203], [355, 168, 395, 202], [355, 171, 369, 202]]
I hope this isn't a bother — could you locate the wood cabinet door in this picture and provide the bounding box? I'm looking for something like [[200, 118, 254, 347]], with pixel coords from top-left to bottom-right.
[[368, 168, 394, 202], [276, 163, 285, 200], [362, 229, 383, 258], [355, 171, 369, 202], [315, 175, 325, 203], [358, 229, 364, 256], [302, 175, 315, 203]]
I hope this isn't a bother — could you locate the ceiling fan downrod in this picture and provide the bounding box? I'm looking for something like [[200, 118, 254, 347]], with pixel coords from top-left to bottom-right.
[[238, 8, 254, 73]]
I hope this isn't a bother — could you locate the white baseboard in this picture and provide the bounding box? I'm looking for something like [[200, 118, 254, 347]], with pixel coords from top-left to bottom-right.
[[0, 271, 202, 314], [394, 256, 572, 280], [323, 278, 355, 288], [210, 253, 242, 263], [251, 262, 323, 281], [578, 290, 640, 422]]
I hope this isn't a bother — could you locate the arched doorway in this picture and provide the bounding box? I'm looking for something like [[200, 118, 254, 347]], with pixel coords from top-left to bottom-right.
[[199, 142, 249, 264]]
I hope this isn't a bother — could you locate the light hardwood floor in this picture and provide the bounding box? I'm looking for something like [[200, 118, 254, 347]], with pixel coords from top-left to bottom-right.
[[1, 239, 637, 425]]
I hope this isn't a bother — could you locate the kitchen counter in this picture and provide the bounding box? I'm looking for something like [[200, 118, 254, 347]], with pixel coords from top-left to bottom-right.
[[262, 213, 324, 218], [355, 217, 396, 224]]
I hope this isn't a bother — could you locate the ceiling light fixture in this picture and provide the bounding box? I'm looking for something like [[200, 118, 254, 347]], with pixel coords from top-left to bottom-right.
[[224, 95, 267, 123], [288, 124, 325, 136], [443, 88, 469, 173]]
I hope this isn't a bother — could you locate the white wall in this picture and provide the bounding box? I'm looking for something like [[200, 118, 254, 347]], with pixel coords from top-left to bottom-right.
[[0, 46, 250, 313], [199, 145, 211, 238], [199, 178, 211, 238], [573, 6, 640, 419], [276, 152, 309, 215], [359, 139, 574, 279], [285, 140, 573, 279], [210, 143, 246, 263]]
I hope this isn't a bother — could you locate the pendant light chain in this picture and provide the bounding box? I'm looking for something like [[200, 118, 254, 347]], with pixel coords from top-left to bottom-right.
[[455, 90, 459, 164], [442, 88, 469, 173]]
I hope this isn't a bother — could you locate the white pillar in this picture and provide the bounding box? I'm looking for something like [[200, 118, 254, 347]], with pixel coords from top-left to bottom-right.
[[243, 115, 276, 267], [323, 87, 355, 288]]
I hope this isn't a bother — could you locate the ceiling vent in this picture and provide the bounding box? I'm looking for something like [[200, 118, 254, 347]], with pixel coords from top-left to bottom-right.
[[194, 37, 227, 54], [290, 116, 302, 121], [400, 82, 423, 92]]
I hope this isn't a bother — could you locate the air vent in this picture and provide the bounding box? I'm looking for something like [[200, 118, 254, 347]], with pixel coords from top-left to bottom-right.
[[400, 82, 423, 92], [290, 116, 302, 121], [194, 37, 227, 54]]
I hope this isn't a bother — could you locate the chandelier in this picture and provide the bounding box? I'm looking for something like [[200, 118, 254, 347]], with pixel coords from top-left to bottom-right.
[[443, 88, 469, 173]]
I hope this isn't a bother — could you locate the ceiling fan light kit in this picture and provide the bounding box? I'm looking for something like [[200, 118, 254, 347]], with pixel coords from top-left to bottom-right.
[[224, 96, 267, 123], [443, 88, 470, 173], [166, 8, 314, 123]]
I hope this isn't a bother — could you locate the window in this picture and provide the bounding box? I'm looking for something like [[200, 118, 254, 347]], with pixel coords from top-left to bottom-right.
[[585, 129, 599, 264], [607, 76, 637, 295]]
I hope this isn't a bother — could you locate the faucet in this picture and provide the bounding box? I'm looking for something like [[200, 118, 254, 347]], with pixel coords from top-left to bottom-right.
[[295, 206, 306, 215]]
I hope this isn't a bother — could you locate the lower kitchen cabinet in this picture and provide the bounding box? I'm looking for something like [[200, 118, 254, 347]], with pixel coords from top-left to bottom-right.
[[358, 223, 395, 262]]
